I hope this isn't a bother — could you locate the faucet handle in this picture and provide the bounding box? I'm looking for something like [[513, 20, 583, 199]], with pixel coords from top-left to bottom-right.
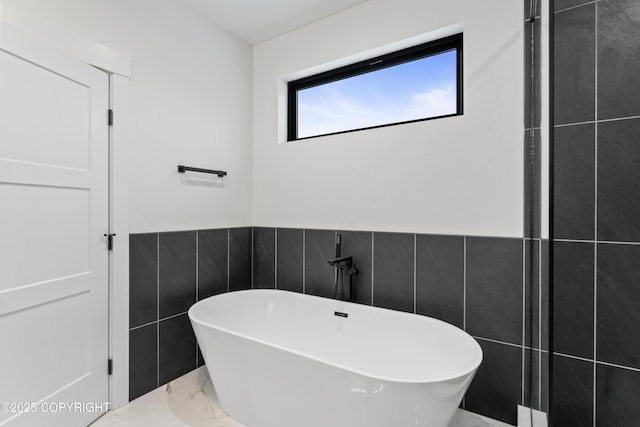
[[328, 255, 352, 266]]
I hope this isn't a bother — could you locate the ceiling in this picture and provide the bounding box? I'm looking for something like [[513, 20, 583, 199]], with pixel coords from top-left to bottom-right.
[[178, 0, 368, 45]]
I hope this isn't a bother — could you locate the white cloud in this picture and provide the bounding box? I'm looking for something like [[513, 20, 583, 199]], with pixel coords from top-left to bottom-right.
[[297, 82, 457, 139], [405, 84, 457, 120]]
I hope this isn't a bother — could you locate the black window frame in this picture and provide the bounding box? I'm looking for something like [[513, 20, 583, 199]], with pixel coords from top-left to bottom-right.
[[287, 33, 463, 141]]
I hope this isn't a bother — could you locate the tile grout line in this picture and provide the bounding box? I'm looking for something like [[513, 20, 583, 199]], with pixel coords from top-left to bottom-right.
[[525, 126, 543, 132], [597, 239, 640, 246], [595, 359, 640, 374], [555, 238, 640, 246], [474, 335, 527, 350], [555, 238, 594, 244], [251, 227, 254, 289], [156, 233, 160, 389], [129, 319, 157, 331], [195, 231, 199, 301], [302, 229, 306, 294], [371, 232, 375, 306], [334, 230, 338, 298], [554, 120, 595, 128], [554, 1, 596, 15], [538, 238, 543, 409], [593, 2, 599, 425], [158, 310, 190, 323], [521, 238, 526, 405], [547, 350, 640, 374], [227, 229, 230, 293], [195, 230, 199, 367], [461, 237, 466, 404], [413, 234, 417, 314], [554, 114, 640, 128], [274, 229, 278, 289], [463, 236, 467, 331], [597, 114, 640, 123], [553, 351, 593, 364]]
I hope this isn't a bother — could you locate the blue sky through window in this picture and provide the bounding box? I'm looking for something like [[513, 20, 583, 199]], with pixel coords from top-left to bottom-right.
[[297, 49, 457, 138]]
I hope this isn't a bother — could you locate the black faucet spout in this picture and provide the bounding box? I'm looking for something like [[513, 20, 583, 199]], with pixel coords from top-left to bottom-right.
[[327, 256, 353, 268], [328, 254, 359, 302]]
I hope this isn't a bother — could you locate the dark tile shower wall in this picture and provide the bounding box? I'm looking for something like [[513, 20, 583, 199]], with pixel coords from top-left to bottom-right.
[[128, 227, 252, 401], [552, 0, 640, 425], [252, 228, 537, 425]]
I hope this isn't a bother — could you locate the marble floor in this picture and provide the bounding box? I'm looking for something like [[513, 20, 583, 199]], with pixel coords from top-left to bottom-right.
[[90, 367, 513, 427]]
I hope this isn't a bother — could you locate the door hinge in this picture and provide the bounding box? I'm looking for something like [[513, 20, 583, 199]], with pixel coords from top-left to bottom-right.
[[108, 359, 113, 375], [103, 233, 116, 251], [108, 109, 114, 126]]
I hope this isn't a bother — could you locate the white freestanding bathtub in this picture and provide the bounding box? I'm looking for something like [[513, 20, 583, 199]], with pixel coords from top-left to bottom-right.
[[188, 289, 482, 427]]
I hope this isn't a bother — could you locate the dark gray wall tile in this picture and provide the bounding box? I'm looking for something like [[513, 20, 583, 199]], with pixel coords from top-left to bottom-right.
[[524, 350, 550, 413], [253, 227, 275, 289], [525, 240, 540, 349], [305, 229, 336, 298], [129, 323, 157, 401], [542, 352, 550, 412], [553, 242, 594, 359], [524, 130, 541, 238], [597, 243, 640, 369], [523, 350, 535, 410], [129, 233, 158, 328], [338, 230, 372, 305], [554, 4, 595, 125], [552, 355, 593, 427], [373, 232, 414, 313], [465, 339, 521, 425], [598, 118, 640, 242], [159, 314, 196, 385], [159, 231, 196, 319], [537, 351, 549, 412], [229, 227, 252, 291], [198, 229, 228, 300], [539, 240, 550, 352], [415, 234, 464, 328], [466, 237, 523, 345], [554, 124, 595, 240], [276, 228, 303, 293], [597, 364, 640, 426], [598, 0, 640, 120]]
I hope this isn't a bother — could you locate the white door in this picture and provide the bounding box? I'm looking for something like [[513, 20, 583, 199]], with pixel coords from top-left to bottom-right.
[[0, 25, 109, 427]]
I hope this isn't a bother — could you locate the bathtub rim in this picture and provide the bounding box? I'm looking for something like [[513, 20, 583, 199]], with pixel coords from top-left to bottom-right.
[[189, 289, 483, 384]]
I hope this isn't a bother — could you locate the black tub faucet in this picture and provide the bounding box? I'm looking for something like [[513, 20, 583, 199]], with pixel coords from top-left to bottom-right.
[[328, 234, 359, 301]]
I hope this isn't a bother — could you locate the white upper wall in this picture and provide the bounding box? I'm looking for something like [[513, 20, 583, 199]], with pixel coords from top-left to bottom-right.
[[253, 0, 524, 237], [2, 0, 525, 237], [2, 0, 253, 233]]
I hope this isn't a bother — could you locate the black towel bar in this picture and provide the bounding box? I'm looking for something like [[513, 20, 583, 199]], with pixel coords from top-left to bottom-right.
[[177, 165, 227, 177]]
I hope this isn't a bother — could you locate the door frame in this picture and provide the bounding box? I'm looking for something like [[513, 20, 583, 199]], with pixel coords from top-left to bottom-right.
[[0, 8, 132, 409], [108, 73, 131, 410]]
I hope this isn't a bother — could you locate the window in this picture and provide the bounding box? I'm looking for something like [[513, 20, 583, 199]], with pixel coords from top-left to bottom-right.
[[287, 34, 463, 141]]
